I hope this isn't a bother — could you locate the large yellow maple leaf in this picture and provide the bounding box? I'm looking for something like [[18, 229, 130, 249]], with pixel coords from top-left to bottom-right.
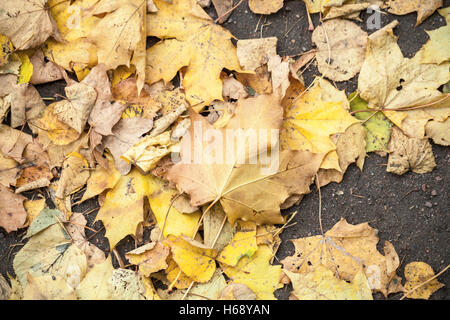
[[166, 94, 324, 225], [146, 0, 242, 109], [281, 79, 359, 171]]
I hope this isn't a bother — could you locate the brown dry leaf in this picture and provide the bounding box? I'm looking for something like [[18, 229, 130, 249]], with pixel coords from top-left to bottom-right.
[[312, 19, 367, 82], [212, 0, 233, 23], [318, 123, 366, 187], [125, 242, 170, 276], [166, 94, 324, 225], [219, 283, 257, 300], [281, 218, 400, 296], [85, 64, 128, 137], [29, 49, 64, 85], [0, 124, 32, 162], [56, 152, 91, 198], [0, 0, 60, 50], [323, 3, 371, 20], [10, 84, 46, 129], [248, 0, 284, 14], [111, 78, 161, 119], [425, 118, 450, 146], [386, 0, 443, 26], [387, 127, 436, 175], [0, 184, 27, 232], [237, 37, 278, 72], [66, 212, 106, 270], [0, 151, 19, 187], [267, 54, 290, 98], [222, 76, 248, 100], [52, 82, 97, 133]]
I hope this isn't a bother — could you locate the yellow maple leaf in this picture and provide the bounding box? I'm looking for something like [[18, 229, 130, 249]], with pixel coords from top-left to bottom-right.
[[403, 261, 445, 299], [217, 220, 258, 267], [281, 218, 401, 297], [281, 79, 359, 171], [221, 245, 282, 300], [284, 265, 373, 300], [95, 169, 150, 249], [165, 235, 217, 283], [146, 0, 241, 109]]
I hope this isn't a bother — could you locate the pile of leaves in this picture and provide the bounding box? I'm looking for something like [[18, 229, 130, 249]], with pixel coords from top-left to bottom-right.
[[0, 0, 448, 300]]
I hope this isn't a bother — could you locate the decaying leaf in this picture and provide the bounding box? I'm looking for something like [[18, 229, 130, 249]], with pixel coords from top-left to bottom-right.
[[165, 235, 217, 283], [146, 0, 241, 109], [221, 245, 282, 300], [284, 265, 373, 300], [387, 127, 436, 175], [312, 19, 367, 82], [167, 93, 324, 225], [248, 0, 284, 15], [125, 242, 170, 276], [281, 79, 359, 171], [281, 218, 400, 296], [358, 21, 450, 111], [0, 185, 27, 232], [403, 262, 445, 299], [0, 0, 60, 50], [386, 0, 443, 26]]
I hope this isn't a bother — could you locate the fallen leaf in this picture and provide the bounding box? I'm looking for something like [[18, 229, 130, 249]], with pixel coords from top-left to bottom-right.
[[284, 265, 373, 300], [237, 37, 278, 72], [56, 152, 90, 198], [0, 185, 27, 232], [76, 256, 114, 300], [248, 0, 284, 15], [387, 127, 436, 175], [13, 222, 87, 289], [403, 261, 444, 299], [23, 274, 77, 300], [281, 79, 359, 171], [165, 235, 217, 283], [0, 124, 32, 162], [167, 94, 324, 224], [95, 168, 150, 249], [349, 93, 393, 152], [312, 19, 367, 82], [358, 21, 450, 110], [146, 0, 242, 109], [221, 245, 282, 300], [281, 218, 400, 296], [425, 118, 450, 146], [0, 0, 59, 50], [217, 220, 258, 267], [419, 7, 450, 64], [147, 175, 201, 238], [125, 242, 170, 276], [386, 0, 443, 26], [219, 283, 257, 300]]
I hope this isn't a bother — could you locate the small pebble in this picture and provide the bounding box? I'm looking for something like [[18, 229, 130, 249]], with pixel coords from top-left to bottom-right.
[[431, 190, 437, 196], [336, 190, 344, 196], [425, 201, 433, 208]]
